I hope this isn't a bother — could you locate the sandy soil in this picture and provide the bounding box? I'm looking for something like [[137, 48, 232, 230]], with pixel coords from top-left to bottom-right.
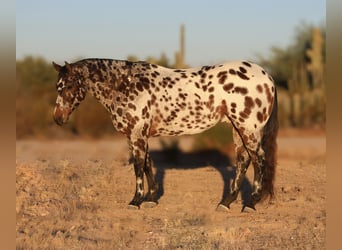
[[16, 129, 326, 249]]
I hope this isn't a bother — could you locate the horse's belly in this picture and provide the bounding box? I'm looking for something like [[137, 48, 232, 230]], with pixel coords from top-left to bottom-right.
[[150, 111, 226, 137]]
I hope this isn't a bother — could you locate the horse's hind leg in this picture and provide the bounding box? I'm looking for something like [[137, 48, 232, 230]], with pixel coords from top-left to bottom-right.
[[218, 128, 251, 210], [232, 128, 266, 211], [248, 146, 266, 207]]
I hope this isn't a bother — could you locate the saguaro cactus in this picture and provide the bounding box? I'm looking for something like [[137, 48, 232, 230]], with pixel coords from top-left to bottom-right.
[[285, 28, 325, 127], [174, 24, 186, 69], [306, 28, 324, 89]]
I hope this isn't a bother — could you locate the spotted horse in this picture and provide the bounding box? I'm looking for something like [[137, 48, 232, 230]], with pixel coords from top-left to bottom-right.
[[52, 58, 278, 211]]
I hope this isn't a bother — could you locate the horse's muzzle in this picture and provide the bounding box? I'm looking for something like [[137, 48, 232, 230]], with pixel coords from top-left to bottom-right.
[[53, 115, 64, 126], [53, 106, 69, 126]]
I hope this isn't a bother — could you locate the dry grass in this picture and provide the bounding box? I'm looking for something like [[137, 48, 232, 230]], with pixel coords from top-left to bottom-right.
[[16, 159, 233, 249], [16, 133, 326, 249]]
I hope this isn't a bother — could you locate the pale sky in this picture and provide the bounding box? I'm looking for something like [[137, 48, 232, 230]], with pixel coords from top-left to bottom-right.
[[16, 0, 325, 67]]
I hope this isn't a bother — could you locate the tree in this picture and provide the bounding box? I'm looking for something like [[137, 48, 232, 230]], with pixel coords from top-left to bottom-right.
[[16, 56, 56, 96], [257, 22, 325, 90]]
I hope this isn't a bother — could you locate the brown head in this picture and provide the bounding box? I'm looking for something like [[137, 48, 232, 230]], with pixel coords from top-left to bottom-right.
[[52, 61, 87, 125]]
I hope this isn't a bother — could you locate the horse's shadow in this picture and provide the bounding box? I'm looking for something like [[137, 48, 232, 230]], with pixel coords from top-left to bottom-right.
[[150, 147, 253, 207]]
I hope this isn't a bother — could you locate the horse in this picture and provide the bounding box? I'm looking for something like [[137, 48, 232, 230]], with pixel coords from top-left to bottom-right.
[[52, 58, 278, 211]]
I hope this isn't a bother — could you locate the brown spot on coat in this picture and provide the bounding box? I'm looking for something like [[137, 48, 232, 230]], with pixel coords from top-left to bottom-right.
[[242, 61, 252, 67], [240, 111, 248, 119], [229, 69, 236, 75], [234, 86, 248, 95], [217, 71, 228, 84], [117, 107, 123, 116], [220, 100, 228, 115], [135, 138, 146, 151], [264, 83, 273, 104], [255, 98, 262, 107], [136, 82, 144, 92], [142, 123, 149, 136], [257, 112, 263, 123], [239, 67, 247, 73], [237, 71, 249, 80], [244, 96, 254, 109], [219, 75, 227, 84], [128, 103, 136, 111], [256, 85, 263, 93], [223, 83, 234, 92], [142, 106, 148, 117]]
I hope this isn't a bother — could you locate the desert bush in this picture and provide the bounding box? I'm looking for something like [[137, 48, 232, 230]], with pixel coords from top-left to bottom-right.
[[16, 94, 55, 138], [276, 87, 325, 128], [191, 123, 233, 152], [71, 97, 116, 137]]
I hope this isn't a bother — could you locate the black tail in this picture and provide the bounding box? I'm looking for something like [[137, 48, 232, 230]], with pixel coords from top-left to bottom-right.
[[261, 88, 278, 200]]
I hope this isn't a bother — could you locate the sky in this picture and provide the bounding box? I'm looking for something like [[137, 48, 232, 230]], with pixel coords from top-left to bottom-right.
[[16, 0, 325, 67]]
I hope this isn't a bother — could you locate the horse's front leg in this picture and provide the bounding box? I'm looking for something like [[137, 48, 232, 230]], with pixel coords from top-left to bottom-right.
[[127, 136, 158, 209], [127, 137, 147, 209]]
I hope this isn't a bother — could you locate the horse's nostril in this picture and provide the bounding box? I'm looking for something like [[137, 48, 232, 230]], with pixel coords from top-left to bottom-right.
[[54, 115, 64, 126]]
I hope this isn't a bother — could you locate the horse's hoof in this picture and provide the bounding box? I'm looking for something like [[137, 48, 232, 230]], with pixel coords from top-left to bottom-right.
[[241, 205, 256, 213], [142, 201, 158, 208], [216, 204, 230, 212], [127, 204, 140, 210]]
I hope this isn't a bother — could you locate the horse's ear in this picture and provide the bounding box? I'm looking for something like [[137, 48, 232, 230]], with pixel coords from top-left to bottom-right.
[[52, 61, 62, 72], [64, 61, 72, 72]]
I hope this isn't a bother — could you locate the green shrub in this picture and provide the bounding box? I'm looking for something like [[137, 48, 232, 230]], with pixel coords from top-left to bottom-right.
[[191, 123, 233, 152], [71, 97, 116, 138]]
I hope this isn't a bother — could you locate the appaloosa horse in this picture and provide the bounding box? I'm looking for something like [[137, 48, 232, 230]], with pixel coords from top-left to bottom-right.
[[52, 58, 278, 211]]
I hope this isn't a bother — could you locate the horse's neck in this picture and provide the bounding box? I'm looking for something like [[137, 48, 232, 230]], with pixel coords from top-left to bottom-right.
[[85, 81, 114, 115], [85, 60, 130, 113]]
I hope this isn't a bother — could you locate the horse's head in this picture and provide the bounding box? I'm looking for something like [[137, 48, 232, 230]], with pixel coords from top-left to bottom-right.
[[52, 61, 87, 125]]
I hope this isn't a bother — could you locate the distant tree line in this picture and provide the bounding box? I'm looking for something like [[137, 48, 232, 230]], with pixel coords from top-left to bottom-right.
[[16, 23, 325, 139], [258, 23, 325, 127]]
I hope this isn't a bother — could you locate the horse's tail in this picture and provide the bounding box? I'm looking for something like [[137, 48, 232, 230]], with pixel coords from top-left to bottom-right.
[[261, 87, 278, 200]]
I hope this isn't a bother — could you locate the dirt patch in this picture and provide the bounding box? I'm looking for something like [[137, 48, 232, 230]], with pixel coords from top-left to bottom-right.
[[16, 130, 326, 249]]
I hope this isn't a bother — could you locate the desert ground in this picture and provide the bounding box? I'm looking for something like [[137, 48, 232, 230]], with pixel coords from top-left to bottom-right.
[[16, 128, 326, 249]]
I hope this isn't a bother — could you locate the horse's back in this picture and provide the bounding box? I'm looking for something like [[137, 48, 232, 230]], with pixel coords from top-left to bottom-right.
[[145, 61, 275, 136]]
